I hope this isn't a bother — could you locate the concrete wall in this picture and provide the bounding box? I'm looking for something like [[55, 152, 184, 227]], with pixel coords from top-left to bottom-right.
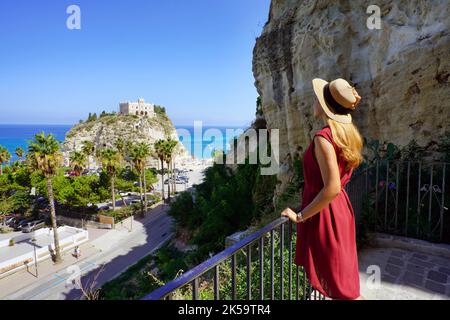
[[57, 215, 113, 230], [0, 226, 89, 278]]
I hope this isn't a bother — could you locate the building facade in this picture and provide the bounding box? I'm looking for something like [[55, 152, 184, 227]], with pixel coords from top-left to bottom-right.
[[120, 98, 155, 117]]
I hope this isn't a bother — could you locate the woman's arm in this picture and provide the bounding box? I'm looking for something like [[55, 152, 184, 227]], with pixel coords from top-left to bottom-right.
[[282, 135, 342, 223]]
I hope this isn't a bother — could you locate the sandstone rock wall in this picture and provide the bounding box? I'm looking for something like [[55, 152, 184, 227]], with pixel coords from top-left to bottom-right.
[[253, 0, 450, 195]]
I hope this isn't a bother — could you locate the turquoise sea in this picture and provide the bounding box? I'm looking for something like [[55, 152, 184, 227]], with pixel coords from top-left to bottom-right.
[[0, 124, 246, 162]]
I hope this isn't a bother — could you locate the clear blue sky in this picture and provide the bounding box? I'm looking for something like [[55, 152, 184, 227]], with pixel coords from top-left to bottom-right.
[[0, 0, 270, 126]]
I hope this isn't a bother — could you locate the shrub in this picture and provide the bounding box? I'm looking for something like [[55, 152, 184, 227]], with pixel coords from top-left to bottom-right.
[[0, 226, 13, 234]]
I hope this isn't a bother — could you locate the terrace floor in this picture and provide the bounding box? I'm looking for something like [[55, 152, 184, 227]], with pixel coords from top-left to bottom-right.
[[358, 233, 450, 300]]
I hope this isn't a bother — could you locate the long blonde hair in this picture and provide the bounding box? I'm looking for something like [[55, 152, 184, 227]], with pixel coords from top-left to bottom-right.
[[326, 119, 364, 171]]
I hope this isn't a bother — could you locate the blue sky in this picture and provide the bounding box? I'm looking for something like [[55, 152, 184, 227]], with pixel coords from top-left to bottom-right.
[[0, 0, 270, 126]]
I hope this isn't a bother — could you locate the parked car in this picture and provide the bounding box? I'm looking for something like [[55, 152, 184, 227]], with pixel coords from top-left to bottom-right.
[[22, 220, 46, 233], [5, 216, 19, 227], [14, 218, 34, 231], [98, 205, 110, 211]]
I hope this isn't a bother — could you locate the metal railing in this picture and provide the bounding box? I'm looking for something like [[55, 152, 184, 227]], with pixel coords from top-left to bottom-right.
[[353, 160, 449, 242], [142, 216, 328, 300], [142, 159, 449, 300]]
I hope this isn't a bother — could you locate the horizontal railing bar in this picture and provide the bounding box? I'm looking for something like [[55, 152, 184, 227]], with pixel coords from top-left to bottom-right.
[[142, 217, 290, 300]]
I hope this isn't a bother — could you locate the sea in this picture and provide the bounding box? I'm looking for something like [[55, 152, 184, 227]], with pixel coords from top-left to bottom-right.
[[0, 124, 247, 163]]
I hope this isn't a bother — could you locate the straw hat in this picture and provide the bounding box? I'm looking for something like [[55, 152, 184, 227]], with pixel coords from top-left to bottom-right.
[[312, 78, 361, 124]]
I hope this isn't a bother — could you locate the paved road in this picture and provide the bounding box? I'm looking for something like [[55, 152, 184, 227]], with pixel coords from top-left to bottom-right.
[[1, 204, 173, 300]]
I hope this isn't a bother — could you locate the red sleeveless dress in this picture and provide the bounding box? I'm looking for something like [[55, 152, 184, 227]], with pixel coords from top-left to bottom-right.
[[294, 124, 360, 300]]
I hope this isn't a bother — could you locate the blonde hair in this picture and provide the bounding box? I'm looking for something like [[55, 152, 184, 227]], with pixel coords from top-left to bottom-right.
[[326, 118, 364, 171]]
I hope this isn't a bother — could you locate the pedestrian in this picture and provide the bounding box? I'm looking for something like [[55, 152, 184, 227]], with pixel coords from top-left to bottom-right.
[[281, 78, 365, 300], [73, 245, 81, 259]]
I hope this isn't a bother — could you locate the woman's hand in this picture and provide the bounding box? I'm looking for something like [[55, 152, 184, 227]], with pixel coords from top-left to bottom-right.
[[281, 207, 298, 223]]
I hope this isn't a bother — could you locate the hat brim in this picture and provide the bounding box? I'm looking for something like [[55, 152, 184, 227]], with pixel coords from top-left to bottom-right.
[[312, 78, 352, 124]]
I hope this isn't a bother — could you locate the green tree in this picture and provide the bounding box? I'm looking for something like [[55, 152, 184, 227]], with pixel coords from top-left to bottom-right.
[[128, 142, 151, 215], [97, 148, 121, 210], [153, 140, 167, 201], [15, 147, 24, 161], [163, 139, 178, 201], [28, 132, 63, 263], [0, 146, 11, 175], [69, 151, 87, 176]]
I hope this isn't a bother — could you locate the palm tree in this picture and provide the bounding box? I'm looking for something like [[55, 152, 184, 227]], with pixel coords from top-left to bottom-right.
[[82, 141, 95, 171], [115, 138, 126, 165], [28, 132, 63, 263], [0, 146, 11, 175], [69, 151, 87, 176], [15, 147, 24, 161], [162, 139, 178, 202], [128, 142, 150, 215], [154, 140, 166, 201], [171, 142, 182, 193], [97, 148, 121, 210]]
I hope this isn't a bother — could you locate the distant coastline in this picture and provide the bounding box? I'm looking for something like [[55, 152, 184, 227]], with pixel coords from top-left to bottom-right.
[[0, 123, 246, 162]]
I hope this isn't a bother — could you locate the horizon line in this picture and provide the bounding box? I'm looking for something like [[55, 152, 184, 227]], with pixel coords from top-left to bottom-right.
[[0, 122, 251, 127]]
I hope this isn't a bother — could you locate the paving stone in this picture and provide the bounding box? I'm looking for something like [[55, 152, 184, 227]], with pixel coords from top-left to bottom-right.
[[429, 257, 450, 267], [385, 264, 402, 277], [388, 256, 405, 267], [409, 257, 434, 268], [381, 273, 397, 283], [427, 270, 448, 283], [412, 253, 429, 260], [424, 280, 446, 295], [437, 267, 450, 276], [406, 263, 425, 274], [401, 271, 424, 287], [391, 250, 407, 258]]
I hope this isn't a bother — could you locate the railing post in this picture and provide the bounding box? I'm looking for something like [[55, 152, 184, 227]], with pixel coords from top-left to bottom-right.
[[214, 265, 220, 300], [246, 245, 251, 300], [302, 267, 306, 300], [375, 160, 379, 228], [405, 161, 410, 236], [231, 254, 236, 300], [417, 161, 422, 237], [280, 223, 284, 300], [192, 278, 199, 300], [395, 162, 399, 229], [259, 236, 264, 300], [428, 164, 433, 238], [288, 220, 292, 300], [270, 230, 274, 300], [296, 265, 299, 300], [440, 164, 446, 241], [385, 160, 389, 230]]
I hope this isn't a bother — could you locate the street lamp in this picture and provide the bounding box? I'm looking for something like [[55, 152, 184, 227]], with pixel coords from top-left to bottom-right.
[[31, 237, 38, 278]]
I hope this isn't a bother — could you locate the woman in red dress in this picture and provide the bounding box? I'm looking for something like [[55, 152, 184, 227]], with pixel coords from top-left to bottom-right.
[[281, 78, 365, 300]]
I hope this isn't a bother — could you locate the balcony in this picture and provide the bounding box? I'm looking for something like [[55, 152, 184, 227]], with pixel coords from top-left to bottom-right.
[[142, 160, 450, 300]]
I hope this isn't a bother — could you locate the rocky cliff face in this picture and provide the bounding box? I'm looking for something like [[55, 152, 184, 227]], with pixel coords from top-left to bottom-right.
[[253, 0, 450, 195], [62, 112, 188, 166]]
